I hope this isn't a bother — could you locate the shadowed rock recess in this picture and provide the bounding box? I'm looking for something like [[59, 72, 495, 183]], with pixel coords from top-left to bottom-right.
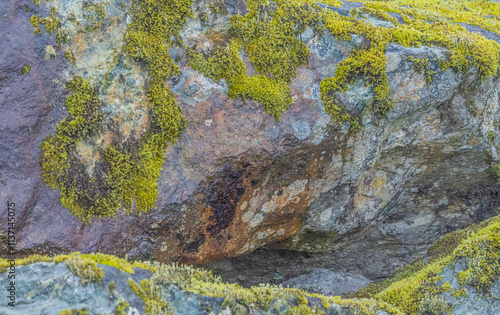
[[3, 0, 500, 313]]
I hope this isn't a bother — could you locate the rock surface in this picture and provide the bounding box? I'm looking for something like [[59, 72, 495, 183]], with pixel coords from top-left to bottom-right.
[[0, 256, 395, 315], [0, 262, 151, 315], [1, 0, 500, 288], [282, 268, 371, 296]]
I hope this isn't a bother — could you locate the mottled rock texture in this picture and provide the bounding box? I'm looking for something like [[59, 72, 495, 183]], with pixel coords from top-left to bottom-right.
[[282, 268, 371, 296], [0, 255, 398, 314], [1, 0, 500, 288]]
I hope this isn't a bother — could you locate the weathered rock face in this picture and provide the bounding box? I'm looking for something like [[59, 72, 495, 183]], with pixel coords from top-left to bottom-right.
[[1, 0, 500, 286]]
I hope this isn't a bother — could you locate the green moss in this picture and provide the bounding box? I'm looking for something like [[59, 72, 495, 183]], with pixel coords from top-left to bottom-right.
[[488, 131, 496, 144], [65, 256, 104, 285], [30, 6, 67, 43], [208, 0, 228, 16], [228, 75, 293, 121], [58, 309, 89, 315], [108, 281, 117, 292], [56, 29, 70, 45], [44, 6, 61, 33], [20, 63, 31, 74], [128, 278, 172, 314], [347, 215, 500, 314], [454, 222, 500, 293], [199, 12, 208, 25], [30, 15, 41, 27], [188, 40, 246, 84], [317, 0, 500, 129], [0, 252, 153, 275], [489, 164, 500, 183], [407, 56, 435, 84], [417, 294, 453, 315], [83, 2, 109, 21], [321, 10, 394, 129], [65, 50, 76, 66], [115, 299, 129, 315], [0, 252, 399, 314], [35, 0, 500, 219]]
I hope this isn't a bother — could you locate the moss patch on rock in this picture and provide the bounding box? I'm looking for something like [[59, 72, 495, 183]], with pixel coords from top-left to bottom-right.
[[35, 0, 500, 219], [1, 252, 400, 315], [39, 0, 193, 220], [349, 215, 500, 314]]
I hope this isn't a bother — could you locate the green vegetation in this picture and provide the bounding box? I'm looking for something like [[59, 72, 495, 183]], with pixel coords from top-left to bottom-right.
[[128, 278, 172, 314], [188, 0, 500, 131], [34, 0, 500, 218], [489, 164, 500, 183], [407, 56, 435, 84], [187, 40, 246, 85], [6, 221, 500, 315], [115, 299, 130, 315], [83, 1, 109, 21], [128, 261, 400, 315], [208, 0, 228, 16], [190, 0, 324, 121], [228, 75, 293, 121], [65, 50, 76, 66], [488, 130, 496, 144], [349, 215, 500, 314], [29, 5, 68, 44], [0, 252, 152, 274], [108, 280, 117, 292], [40, 0, 195, 219], [58, 309, 89, 315], [66, 256, 104, 285], [0, 252, 399, 315], [20, 63, 31, 74]]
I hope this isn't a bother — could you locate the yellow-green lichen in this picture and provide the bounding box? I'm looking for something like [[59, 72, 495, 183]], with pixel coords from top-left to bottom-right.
[[317, 0, 500, 129], [489, 164, 500, 183], [108, 280, 117, 292], [188, 40, 246, 85], [58, 309, 89, 315], [29, 5, 69, 44], [349, 215, 500, 314], [20, 64, 31, 75], [128, 278, 173, 314], [208, 0, 228, 16], [83, 1, 109, 21], [407, 56, 435, 84], [115, 299, 130, 315], [0, 252, 153, 274], [65, 50, 76, 66], [65, 256, 104, 285], [228, 75, 293, 121]]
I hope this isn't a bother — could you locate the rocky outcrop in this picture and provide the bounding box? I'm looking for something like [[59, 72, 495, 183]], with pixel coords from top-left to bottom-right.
[[2, 0, 500, 288], [0, 253, 399, 314], [1, 216, 500, 315]]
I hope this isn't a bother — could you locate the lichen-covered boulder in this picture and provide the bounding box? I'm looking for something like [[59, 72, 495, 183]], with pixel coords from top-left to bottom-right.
[[2, 0, 500, 288]]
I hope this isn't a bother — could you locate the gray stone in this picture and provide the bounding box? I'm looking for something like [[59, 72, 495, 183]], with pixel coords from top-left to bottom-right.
[[282, 268, 371, 296]]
